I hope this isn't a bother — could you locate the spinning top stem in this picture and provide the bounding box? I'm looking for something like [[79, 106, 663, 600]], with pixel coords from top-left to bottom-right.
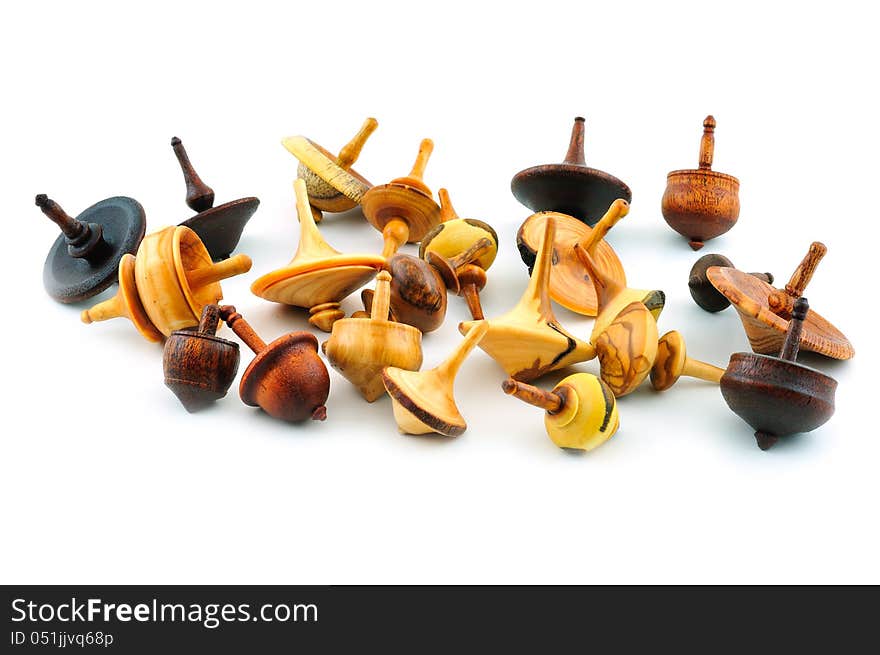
[[576, 198, 630, 252], [36, 194, 108, 262], [698, 115, 716, 170], [370, 270, 392, 323], [197, 302, 222, 334], [768, 242, 826, 318], [219, 305, 267, 352], [336, 117, 378, 170], [408, 138, 433, 182], [436, 320, 487, 381], [438, 188, 457, 222], [171, 137, 215, 212], [779, 297, 809, 361], [502, 378, 563, 414], [563, 116, 587, 166], [185, 253, 253, 288]]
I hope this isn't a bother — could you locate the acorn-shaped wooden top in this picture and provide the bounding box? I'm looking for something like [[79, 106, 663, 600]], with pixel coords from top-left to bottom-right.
[[250, 179, 385, 325], [707, 242, 853, 359], [361, 138, 442, 258], [385, 253, 448, 333], [502, 374, 620, 451], [172, 137, 260, 261], [460, 216, 595, 382], [323, 270, 423, 402], [649, 330, 724, 391], [37, 194, 146, 303], [511, 117, 632, 226], [688, 253, 773, 312], [163, 304, 240, 412], [382, 321, 488, 436], [220, 305, 330, 422], [662, 116, 740, 250], [720, 298, 838, 450], [516, 199, 628, 316], [282, 117, 378, 215]]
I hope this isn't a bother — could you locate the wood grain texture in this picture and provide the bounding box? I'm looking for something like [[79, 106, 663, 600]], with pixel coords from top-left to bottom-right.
[[594, 301, 658, 397], [387, 254, 448, 333], [323, 271, 423, 402], [707, 266, 853, 359], [662, 116, 739, 250], [688, 253, 773, 312], [650, 330, 723, 391]]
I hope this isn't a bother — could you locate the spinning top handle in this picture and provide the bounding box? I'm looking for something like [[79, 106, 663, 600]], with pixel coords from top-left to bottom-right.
[[502, 377, 563, 414], [449, 237, 494, 272], [197, 304, 222, 336], [768, 242, 826, 315], [564, 116, 587, 166], [409, 138, 434, 181], [185, 254, 253, 289], [171, 137, 215, 211], [336, 117, 378, 170], [779, 297, 809, 361], [577, 198, 630, 252], [698, 115, 716, 170], [35, 194, 85, 240], [438, 188, 457, 222], [219, 305, 266, 354], [370, 271, 392, 323]]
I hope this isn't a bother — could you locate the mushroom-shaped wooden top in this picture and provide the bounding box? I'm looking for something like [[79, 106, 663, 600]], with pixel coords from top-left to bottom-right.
[[172, 137, 260, 261], [576, 246, 661, 396], [323, 271, 423, 402], [361, 138, 442, 258], [382, 321, 488, 436], [81, 226, 251, 339], [460, 216, 595, 382], [706, 242, 853, 359], [720, 298, 837, 450], [688, 253, 773, 312], [80, 253, 163, 342], [516, 199, 629, 316], [220, 306, 330, 422], [251, 179, 386, 332], [511, 117, 632, 226], [662, 116, 740, 250], [420, 189, 499, 270], [502, 374, 619, 451], [163, 304, 240, 412], [37, 194, 146, 303], [649, 330, 724, 391], [281, 117, 378, 216]]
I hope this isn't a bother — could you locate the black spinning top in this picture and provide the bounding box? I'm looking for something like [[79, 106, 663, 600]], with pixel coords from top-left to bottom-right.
[[37, 194, 146, 303], [172, 136, 259, 261], [511, 117, 631, 226]]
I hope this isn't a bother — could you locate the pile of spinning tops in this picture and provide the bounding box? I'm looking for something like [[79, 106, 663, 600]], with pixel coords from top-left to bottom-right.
[[37, 117, 852, 452]]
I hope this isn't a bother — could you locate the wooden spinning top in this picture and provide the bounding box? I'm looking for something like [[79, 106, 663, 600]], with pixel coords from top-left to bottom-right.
[[361, 138, 442, 258], [662, 116, 740, 250], [82, 225, 252, 339], [707, 242, 854, 359], [250, 179, 386, 332], [516, 199, 629, 316], [502, 374, 619, 451], [576, 246, 660, 396], [36, 194, 146, 303], [650, 331, 724, 391], [721, 298, 837, 450], [282, 117, 378, 219], [420, 189, 498, 320], [220, 305, 330, 422], [460, 216, 595, 382], [323, 270, 423, 402], [382, 321, 488, 436], [385, 254, 448, 333], [163, 304, 240, 412], [511, 116, 631, 226], [172, 137, 260, 261], [688, 254, 773, 312]]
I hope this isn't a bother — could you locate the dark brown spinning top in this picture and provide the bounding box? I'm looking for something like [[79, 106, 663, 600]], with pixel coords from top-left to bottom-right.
[[386, 254, 448, 333], [163, 304, 240, 412], [720, 297, 837, 450], [510, 116, 631, 226], [36, 193, 146, 303], [688, 253, 773, 312], [219, 305, 329, 422], [172, 137, 260, 261]]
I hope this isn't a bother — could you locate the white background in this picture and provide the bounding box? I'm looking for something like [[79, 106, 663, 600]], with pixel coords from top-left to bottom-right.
[[1, 1, 876, 584]]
